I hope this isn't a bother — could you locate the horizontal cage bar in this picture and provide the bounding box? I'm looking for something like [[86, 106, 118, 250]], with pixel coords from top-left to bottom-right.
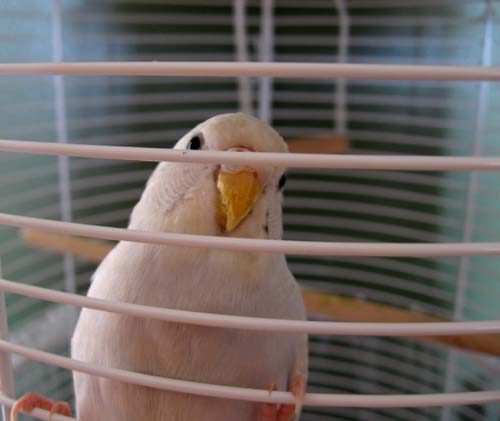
[[1, 62, 500, 81], [0, 339, 499, 408], [0, 278, 499, 336], [1, 140, 500, 171], [2, 213, 500, 258]]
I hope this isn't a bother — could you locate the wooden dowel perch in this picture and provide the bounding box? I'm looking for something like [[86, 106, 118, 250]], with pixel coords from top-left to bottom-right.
[[287, 134, 350, 154], [22, 228, 111, 263], [20, 228, 500, 357], [303, 290, 500, 356]]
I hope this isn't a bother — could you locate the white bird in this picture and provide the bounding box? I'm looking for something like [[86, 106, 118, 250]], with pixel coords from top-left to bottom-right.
[[70, 113, 308, 421]]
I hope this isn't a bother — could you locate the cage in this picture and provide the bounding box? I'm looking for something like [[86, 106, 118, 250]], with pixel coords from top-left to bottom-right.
[[0, 0, 500, 420]]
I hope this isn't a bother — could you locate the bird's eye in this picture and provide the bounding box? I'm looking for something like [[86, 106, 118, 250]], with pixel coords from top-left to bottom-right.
[[187, 135, 203, 150], [278, 174, 287, 190]]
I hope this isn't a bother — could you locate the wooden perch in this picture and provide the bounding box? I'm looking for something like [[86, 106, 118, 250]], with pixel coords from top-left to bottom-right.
[[20, 227, 500, 357], [303, 290, 500, 355], [287, 133, 350, 154], [22, 228, 113, 263]]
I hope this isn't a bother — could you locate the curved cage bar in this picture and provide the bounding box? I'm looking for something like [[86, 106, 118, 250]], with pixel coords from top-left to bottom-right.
[[1, 1, 500, 420]]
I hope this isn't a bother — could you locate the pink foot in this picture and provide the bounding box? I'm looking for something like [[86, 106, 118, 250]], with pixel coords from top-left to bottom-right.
[[10, 392, 72, 421], [261, 375, 306, 421]]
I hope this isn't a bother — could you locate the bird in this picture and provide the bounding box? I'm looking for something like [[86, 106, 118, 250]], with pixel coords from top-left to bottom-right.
[[12, 113, 308, 421]]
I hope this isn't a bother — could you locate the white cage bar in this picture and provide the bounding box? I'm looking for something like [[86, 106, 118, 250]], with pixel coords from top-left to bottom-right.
[[0, 62, 500, 80], [0, 58, 500, 418], [2, 140, 500, 170]]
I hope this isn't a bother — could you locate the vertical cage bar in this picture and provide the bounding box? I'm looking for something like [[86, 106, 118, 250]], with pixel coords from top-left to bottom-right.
[[258, 0, 274, 124], [442, 2, 494, 420], [0, 259, 15, 421], [51, 0, 77, 301], [333, 0, 349, 134], [233, 0, 253, 115]]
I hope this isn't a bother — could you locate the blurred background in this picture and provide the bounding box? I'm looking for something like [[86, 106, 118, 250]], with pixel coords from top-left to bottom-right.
[[0, 0, 500, 419]]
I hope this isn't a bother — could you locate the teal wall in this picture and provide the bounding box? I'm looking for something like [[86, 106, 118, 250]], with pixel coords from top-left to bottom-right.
[[0, 1, 499, 419]]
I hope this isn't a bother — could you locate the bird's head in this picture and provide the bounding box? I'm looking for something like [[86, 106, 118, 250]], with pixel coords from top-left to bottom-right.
[[130, 113, 288, 240]]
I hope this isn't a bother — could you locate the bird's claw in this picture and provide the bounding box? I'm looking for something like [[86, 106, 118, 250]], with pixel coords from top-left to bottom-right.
[[49, 401, 72, 419], [267, 384, 277, 396], [261, 375, 306, 421], [290, 375, 306, 416], [10, 392, 71, 421]]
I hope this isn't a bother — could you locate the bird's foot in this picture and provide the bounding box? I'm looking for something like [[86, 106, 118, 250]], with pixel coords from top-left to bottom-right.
[[10, 392, 72, 421], [260, 375, 306, 421]]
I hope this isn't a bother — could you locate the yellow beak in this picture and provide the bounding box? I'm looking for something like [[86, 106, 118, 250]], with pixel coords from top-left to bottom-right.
[[216, 168, 264, 232]]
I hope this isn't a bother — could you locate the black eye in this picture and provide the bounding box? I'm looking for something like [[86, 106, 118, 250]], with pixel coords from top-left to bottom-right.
[[187, 135, 202, 150], [278, 174, 287, 190]]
